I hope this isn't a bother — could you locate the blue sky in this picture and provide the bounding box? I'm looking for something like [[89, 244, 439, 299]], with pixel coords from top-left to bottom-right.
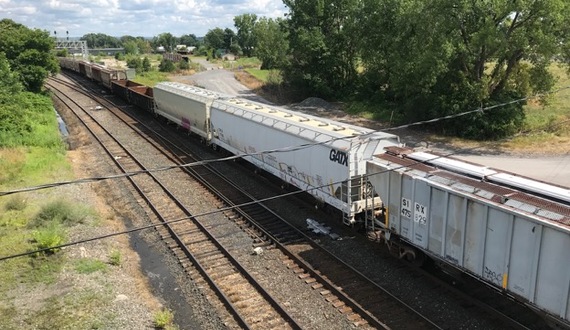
[[1, 0, 288, 38]]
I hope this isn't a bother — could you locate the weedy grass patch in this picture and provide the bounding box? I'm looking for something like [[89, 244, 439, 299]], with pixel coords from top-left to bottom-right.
[[75, 258, 108, 274], [153, 308, 177, 330], [132, 70, 170, 87], [108, 249, 122, 266], [12, 289, 113, 330]]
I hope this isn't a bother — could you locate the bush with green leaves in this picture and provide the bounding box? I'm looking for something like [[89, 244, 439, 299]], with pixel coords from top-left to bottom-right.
[[178, 59, 189, 70], [159, 58, 176, 72], [126, 56, 142, 71], [153, 309, 175, 329], [108, 250, 122, 266], [28, 199, 90, 229], [32, 224, 65, 255], [142, 56, 151, 72]]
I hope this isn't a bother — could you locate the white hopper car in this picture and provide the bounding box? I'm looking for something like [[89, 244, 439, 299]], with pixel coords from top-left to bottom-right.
[[153, 82, 401, 223], [366, 147, 570, 327]]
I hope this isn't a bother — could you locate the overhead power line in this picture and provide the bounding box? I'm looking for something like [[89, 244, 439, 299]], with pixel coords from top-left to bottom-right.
[[2, 117, 569, 262], [2, 84, 569, 197]]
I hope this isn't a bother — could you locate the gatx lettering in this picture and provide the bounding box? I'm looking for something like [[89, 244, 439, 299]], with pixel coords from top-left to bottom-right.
[[329, 150, 348, 166]]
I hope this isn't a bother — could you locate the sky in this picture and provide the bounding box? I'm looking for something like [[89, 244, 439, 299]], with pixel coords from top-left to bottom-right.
[[1, 0, 289, 38]]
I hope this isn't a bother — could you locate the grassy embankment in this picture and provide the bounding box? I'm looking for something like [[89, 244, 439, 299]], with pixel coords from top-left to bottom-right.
[[0, 91, 123, 328]]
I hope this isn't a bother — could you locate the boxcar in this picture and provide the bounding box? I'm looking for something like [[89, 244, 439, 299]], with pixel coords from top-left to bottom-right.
[[366, 148, 570, 325]]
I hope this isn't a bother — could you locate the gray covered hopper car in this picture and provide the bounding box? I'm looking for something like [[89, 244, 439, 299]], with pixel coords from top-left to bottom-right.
[[153, 82, 229, 140], [366, 148, 570, 326], [209, 98, 401, 223], [153, 81, 402, 222]]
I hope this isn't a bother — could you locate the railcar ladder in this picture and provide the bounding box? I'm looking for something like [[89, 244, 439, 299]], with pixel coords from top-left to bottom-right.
[[342, 176, 374, 226]]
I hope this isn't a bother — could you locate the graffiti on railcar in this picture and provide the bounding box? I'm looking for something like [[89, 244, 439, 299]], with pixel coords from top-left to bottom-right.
[[483, 266, 503, 286]]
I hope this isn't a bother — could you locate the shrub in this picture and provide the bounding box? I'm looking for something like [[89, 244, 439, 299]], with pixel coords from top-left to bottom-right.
[[4, 196, 27, 211], [178, 60, 189, 70], [108, 250, 122, 266], [158, 59, 176, 72], [32, 225, 65, 254], [153, 309, 174, 329], [142, 56, 151, 72], [30, 199, 89, 228]]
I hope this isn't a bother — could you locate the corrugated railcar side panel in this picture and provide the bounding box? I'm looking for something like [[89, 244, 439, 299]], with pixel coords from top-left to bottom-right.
[[366, 157, 570, 322]]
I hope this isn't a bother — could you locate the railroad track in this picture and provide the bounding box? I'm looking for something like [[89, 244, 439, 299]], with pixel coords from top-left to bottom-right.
[[46, 77, 301, 330], [51, 73, 548, 329], [50, 74, 440, 329]]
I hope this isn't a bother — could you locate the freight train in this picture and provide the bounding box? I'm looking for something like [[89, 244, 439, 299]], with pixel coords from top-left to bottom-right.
[[58, 57, 570, 327]]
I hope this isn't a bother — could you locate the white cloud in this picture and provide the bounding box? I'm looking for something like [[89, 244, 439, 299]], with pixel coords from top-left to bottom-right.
[[0, 0, 288, 37]]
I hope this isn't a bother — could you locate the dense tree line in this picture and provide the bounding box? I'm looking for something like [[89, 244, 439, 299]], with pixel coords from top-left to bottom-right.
[[0, 19, 59, 93], [223, 1, 570, 139], [80, 32, 200, 54], [278, 0, 570, 138], [0, 19, 61, 147]]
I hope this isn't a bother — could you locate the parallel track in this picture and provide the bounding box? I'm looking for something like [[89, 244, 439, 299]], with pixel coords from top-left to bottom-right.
[[50, 74, 441, 329], [47, 77, 301, 330], [51, 72, 549, 329]]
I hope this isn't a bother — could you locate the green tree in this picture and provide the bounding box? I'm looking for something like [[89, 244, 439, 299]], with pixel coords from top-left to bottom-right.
[[358, 0, 570, 139], [282, 0, 361, 98], [142, 56, 151, 72], [81, 33, 120, 48], [0, 19, 59, 93], [234, 14, 258, 57], [179, 34, 199, 47], [123, 40, 139, 55], [223, 28, 236, 50], [253, 17, 289, 69], [55, 48, 69, 57], [159, 58, 176, 72], [136, 38, 152, 54], [0, 53, 23, 94], [204, 28, 226, 51], [152, 33, 177, 52], [126, 56, 142, 72]]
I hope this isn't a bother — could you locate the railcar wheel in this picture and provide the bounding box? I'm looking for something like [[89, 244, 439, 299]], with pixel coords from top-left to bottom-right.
[[405, 249, 426, 267]]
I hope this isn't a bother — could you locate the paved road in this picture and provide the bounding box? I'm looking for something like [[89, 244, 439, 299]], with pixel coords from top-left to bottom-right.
[[455, 154, 570, 187], [184, 64, 570, 188]]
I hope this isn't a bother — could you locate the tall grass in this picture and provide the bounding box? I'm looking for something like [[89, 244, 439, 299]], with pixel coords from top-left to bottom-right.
[[131, 70, 169, 87], [506, 64, 570, 151]]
